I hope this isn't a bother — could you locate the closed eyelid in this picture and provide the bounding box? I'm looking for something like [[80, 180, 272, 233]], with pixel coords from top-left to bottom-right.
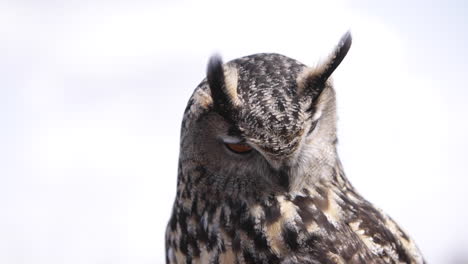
[[221, 136, 244, 144], [307, 120, 319, 135]]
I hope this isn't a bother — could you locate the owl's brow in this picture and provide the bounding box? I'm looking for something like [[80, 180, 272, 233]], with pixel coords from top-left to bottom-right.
[[226, 125, 243, 138]]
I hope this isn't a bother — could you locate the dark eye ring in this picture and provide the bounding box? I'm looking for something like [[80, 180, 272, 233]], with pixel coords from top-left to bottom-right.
[[225, 143, 253, 154]]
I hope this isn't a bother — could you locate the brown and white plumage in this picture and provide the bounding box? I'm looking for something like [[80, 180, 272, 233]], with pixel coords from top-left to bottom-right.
[[165, 32, 425, 264]]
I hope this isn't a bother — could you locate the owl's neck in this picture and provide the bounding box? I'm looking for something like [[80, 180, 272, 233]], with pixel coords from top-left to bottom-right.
[[175, 154, 353, 210], [284, 140, 349, 193]]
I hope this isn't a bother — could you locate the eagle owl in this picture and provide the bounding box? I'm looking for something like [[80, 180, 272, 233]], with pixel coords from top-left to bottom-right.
[[165, 32, 425, 264]]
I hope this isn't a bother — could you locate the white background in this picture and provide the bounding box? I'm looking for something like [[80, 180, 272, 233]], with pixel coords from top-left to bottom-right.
[[1, 0, 467, 263]]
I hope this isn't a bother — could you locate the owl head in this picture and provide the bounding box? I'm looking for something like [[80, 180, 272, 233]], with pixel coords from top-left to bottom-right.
[[178, 32, 352, 198]]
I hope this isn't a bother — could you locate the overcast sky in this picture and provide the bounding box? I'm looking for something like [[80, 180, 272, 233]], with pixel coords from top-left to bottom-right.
[[0, 0, 467, 263]]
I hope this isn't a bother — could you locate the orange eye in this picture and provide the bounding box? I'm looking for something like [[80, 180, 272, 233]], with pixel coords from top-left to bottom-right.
[[225, 143, 253, 154]]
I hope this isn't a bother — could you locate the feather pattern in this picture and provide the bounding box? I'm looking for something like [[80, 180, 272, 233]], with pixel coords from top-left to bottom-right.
[[166, 33, 425, 264]]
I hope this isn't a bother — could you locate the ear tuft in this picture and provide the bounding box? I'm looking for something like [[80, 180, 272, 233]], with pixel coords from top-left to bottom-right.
[[298, 31, 352, 97], [207, 54, 226, 106], [321, 31, 352, 82], [207, 54, 240, 119]]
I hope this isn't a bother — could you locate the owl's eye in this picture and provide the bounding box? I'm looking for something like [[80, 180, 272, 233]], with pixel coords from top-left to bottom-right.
[[225, 143, 253, 154]]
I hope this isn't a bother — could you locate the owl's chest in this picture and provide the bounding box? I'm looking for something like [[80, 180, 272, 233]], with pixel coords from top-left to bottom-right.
[[166, 192, 421, 264]]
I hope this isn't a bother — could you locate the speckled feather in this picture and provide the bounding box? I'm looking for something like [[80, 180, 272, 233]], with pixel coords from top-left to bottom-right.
[[166, 33, 425, 264]]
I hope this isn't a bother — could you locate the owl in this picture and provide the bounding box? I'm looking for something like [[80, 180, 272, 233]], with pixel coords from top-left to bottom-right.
[[165, 32, 425, 264]]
